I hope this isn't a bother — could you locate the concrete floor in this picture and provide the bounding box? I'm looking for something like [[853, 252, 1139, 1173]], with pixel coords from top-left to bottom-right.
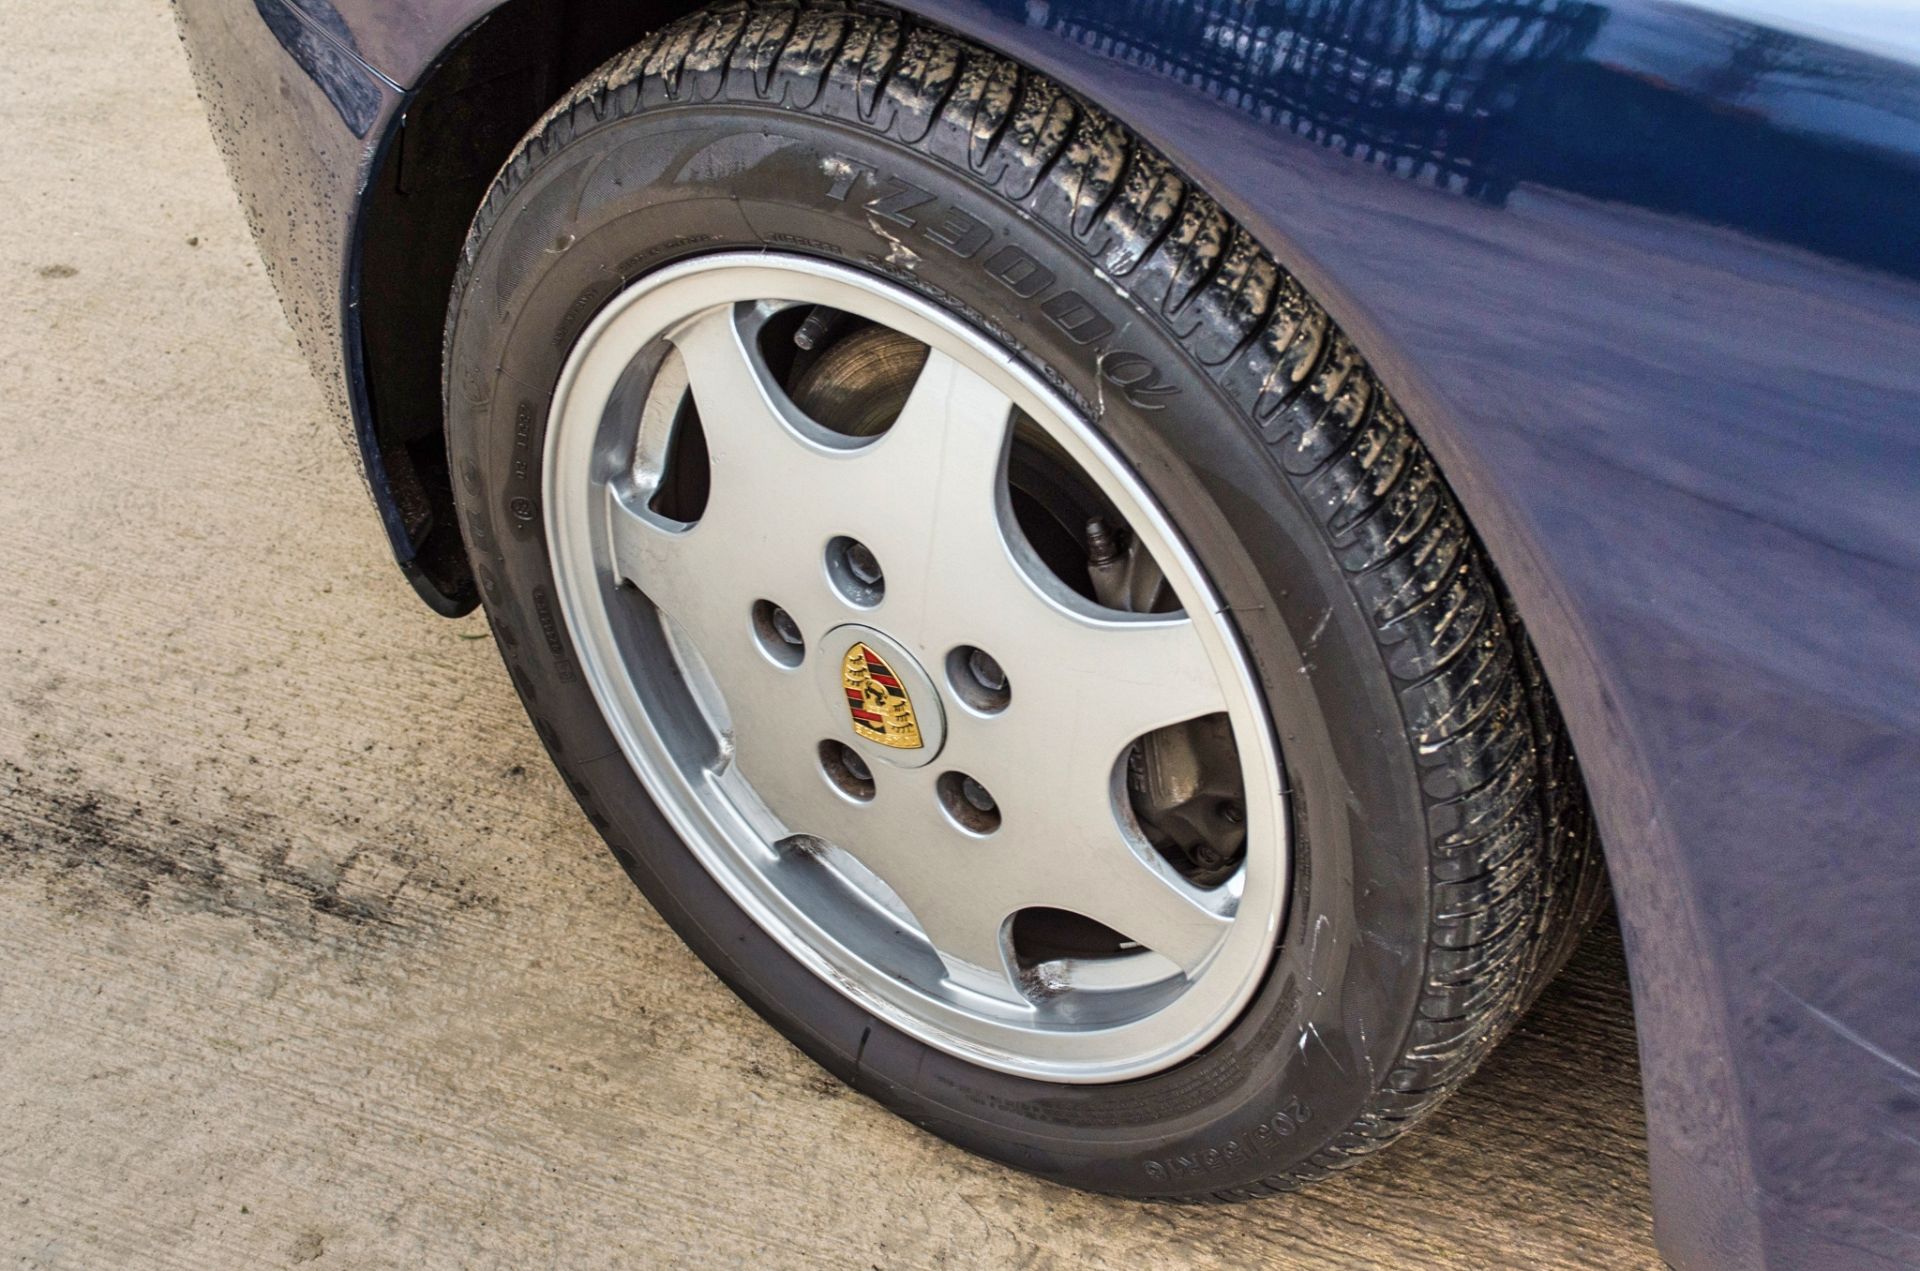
[[0, 1, 1658, 1266]]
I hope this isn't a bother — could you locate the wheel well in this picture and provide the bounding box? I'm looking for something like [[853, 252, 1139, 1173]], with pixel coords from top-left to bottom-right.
[[355, 0, 707, 613]]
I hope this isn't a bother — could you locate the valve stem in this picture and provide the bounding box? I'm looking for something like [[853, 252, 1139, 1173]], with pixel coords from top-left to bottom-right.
[[793, 305, 838, 351], [1085, 516, 1130, 610]]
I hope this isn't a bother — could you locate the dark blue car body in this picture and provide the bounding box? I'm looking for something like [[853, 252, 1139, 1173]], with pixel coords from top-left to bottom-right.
[[171, 0, 1920, 1264]]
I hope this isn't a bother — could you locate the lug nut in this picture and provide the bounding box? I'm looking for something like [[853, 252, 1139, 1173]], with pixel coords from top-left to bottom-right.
[[753, 599, 805, 667], [828, 536, 886, 605], [771, 606, 803, 647], [967, 648, 1006, 693], [819, 740, 876, 801], [948, 645, 1011, 714], [846, 541, 883, 586], [961, 776, 996, 814], [937, 771, 1002, 834]]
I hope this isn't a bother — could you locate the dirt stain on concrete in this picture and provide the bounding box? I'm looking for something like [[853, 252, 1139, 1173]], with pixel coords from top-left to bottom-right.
[[0, 757, 498, 945]]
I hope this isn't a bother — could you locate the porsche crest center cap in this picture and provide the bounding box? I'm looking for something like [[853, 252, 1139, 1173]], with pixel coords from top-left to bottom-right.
[[843, 642, 922, 749], [816, 625, 944, 768]]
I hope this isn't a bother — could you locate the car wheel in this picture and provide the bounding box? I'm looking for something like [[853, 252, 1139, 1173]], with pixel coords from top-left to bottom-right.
[[442, 0, 1603, 1197]]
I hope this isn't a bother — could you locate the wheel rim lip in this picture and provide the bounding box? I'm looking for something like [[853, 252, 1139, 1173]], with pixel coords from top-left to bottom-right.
[[543, 252, 1289, 1082]]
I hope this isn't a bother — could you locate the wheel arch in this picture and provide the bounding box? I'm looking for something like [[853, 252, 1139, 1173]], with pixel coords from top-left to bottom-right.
[[350, 0, 710, 615]]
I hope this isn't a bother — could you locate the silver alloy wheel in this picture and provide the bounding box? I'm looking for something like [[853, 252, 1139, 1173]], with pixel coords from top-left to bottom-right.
[[544, 253, 1288, 1082]]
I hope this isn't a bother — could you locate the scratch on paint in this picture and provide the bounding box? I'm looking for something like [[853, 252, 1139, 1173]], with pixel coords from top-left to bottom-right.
[[1769, 976, 1920, 1085]]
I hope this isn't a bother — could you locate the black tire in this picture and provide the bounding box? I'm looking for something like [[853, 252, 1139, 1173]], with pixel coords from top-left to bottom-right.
[[443, 0, 1603, 1198]]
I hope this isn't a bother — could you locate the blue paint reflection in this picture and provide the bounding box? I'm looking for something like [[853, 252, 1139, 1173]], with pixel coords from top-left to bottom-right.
[[1012, 0, 1920, 276], [1023, 0, 1607, 201]]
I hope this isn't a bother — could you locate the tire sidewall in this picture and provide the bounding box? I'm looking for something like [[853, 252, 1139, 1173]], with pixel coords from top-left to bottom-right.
[[446, 103, 1430, 1195]]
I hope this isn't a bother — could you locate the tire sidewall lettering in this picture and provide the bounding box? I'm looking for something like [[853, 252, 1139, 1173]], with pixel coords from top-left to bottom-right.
[[825, 154, 1164, 406]]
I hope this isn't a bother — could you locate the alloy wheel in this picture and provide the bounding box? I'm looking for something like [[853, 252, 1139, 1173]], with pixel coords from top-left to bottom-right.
[[543, 254, 1288, 1082]]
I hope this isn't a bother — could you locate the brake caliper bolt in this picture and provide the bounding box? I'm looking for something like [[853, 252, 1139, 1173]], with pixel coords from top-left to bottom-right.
[[793, 305, 837, 351], [1084, 516, 1122, 568], [967, 648, 1006, 693], [961, 776, 996, 815]]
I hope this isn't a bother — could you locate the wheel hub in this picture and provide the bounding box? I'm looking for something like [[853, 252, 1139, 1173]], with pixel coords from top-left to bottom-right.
[[815, 624, 945, 768]]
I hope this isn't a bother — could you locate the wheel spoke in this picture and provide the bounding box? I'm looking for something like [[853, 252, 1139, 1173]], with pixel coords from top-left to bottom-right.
[[904, 877, 1021, 997], [1045, 612, 1229, 757], [857, 783, 1020, 989], [938, 609, 1228, 808], [605, 489, 701, 625], [828, 348, 1016, 628], [604, 302, 855, 647], [724, 695, 865, 839], [948, 734, 1233, 979], [1054, 845, 1232, 975], [667, 302, 810, 469], [660, 305, 853, 589], [929, 612, 1234, 978]]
